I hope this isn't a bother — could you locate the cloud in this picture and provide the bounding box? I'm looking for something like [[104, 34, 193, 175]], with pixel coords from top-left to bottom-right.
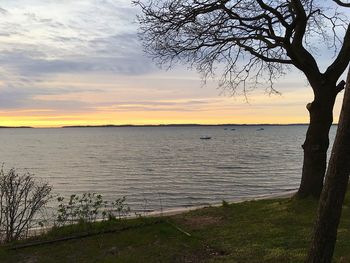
[[0, 84, 102, 111], [94, 99, 227, 112], [0, 0, 154, 77], [0, 50, 154, 76], [0, 7, 8, 15]]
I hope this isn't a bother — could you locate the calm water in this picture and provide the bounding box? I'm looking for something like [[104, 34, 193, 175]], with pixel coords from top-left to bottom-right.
[[0, 126, 336, 212]]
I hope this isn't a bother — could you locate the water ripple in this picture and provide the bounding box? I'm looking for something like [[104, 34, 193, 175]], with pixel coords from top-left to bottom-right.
[[0, 126, 336, 211]]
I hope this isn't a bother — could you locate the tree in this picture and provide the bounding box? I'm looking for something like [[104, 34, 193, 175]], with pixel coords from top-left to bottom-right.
[[306, 67, 350, 262], [134, 0, 350, 198]]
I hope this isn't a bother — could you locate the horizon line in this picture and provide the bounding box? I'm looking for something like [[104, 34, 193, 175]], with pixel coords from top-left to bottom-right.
[[0, 122, 334, 129]]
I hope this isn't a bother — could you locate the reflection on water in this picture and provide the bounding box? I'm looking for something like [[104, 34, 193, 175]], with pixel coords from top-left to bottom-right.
[[0, 126, 336, 212]]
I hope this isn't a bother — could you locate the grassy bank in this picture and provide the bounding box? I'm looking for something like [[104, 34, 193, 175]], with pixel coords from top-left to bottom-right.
[[1, 192, 350, 263]]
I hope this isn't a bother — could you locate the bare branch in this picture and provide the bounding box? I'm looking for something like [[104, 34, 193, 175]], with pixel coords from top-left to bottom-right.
[[333, 0, 350, 7], [134, 0, 350, 94], [335, 79, 346, 93], [325, 25, 350, 82]]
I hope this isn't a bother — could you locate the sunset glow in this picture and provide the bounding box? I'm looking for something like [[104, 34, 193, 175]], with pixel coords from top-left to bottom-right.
[[0, 0, 345, 127]]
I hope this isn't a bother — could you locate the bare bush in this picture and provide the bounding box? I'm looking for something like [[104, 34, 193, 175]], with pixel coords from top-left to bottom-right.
[[0, 167, 52, 243]]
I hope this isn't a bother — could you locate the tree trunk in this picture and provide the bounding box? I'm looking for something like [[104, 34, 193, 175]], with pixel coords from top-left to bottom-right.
[[297, 88, 337, 198], [306, 70, 350, 263]]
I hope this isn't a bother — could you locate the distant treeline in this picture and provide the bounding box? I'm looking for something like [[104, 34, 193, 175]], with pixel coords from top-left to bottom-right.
[[0, 126, 32, 129], [0, 124, 341, 129], [62, 124, 312, 128]]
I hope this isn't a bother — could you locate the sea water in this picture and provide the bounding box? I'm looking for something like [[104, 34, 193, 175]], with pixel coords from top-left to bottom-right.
[[0, 125, 336, 212]]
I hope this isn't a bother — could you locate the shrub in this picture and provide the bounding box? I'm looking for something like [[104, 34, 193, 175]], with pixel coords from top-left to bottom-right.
[[0, 167, 52, 243], [56, 193, 104, 225], [56, 193, 130, 226], [103, 196, 131, 220]]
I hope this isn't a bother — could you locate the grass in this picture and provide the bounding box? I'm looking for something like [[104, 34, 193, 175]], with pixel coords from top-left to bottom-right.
[[1, 192, 350, 263]]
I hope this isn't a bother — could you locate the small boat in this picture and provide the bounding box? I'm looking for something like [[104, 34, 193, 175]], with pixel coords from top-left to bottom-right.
[[231, 128, 236, 131], [256, 128, 265, 131], [200, 136, 212, 140]]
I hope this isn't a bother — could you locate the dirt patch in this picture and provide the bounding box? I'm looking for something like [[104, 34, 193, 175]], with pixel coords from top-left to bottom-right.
[[174, 245, 228, 263], [21, 256, 39, 263], [181, 215, 223, 230]]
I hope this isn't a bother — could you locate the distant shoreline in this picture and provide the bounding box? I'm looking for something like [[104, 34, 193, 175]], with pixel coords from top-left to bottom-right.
[[0, 123, 341, 129], [61, 123, 314, 128], [0, 126, 33, 129]]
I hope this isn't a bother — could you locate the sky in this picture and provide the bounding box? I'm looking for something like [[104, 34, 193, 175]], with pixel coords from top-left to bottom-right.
[[0, 0, 347, 127]]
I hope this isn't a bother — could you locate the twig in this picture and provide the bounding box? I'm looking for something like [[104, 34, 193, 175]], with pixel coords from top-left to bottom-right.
[[165, 221, 191, 237]]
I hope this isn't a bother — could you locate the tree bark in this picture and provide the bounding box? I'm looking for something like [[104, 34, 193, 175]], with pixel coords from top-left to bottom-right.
[[297, 88, 337, 198], [306, 70, 350, 263]]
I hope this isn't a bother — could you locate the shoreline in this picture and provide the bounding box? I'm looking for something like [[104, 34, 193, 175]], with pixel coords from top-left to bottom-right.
[[28, 190, 297, 236], [143, 189, 297, 217]]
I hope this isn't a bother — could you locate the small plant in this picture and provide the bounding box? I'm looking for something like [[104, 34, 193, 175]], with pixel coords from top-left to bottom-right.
[[76, 193, 104, 222], [103, 197, 131, 220], [56, 193, 130, 226], [0, 167, 52, 243], [56, 193, 104, 225], [222, 200, 229, 208]]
